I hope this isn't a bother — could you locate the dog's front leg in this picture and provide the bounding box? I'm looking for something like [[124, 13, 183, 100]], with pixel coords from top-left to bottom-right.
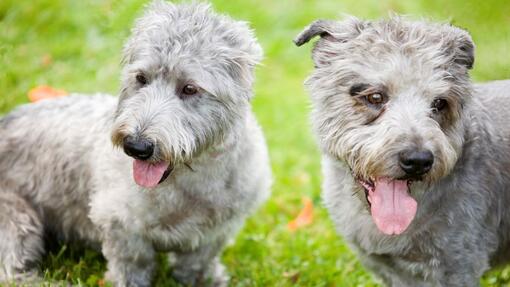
[[358, 253, 433, 287], [170, 237, 228, 287], [440, 274, 480, 287], [101, 229, 156, 287], [438, 260, 486, 287]]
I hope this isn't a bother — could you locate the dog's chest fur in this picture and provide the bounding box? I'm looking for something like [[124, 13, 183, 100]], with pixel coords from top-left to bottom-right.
[[142, 174, 243, 251], [89, 138, 254, 252]]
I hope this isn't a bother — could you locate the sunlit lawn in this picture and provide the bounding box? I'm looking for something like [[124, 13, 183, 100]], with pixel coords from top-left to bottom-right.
[[1, 0, 510, 286]]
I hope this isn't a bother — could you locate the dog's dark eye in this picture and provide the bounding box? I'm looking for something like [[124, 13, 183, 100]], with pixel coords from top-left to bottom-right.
[[350, 84, 387, 107], [182, 84, 198, 96], [136, 73, 148, 86], [432, 99, 448, 112], [366, 93, 385, 105]]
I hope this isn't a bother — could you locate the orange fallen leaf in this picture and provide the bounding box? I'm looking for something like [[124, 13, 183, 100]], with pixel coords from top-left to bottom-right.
[[97, 279, 105, 287], [287, 197, 314, 231], [28, 85, 68, 102]]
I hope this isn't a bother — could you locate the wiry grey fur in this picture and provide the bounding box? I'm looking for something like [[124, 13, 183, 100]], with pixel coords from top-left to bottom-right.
[[296, 16, 510, 286], [0, 2, 271, 286]]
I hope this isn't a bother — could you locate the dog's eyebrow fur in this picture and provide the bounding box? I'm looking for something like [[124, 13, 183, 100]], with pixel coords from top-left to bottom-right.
[[349, 83, 371, 96], [350, 84, 386, 98]]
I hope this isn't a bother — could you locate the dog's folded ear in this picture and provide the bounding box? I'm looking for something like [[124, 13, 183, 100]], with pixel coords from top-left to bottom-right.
[[294, 17, 366, 68], [451, 27, 475, 70], [294, 17, 366, 47], [293, 20, 337, 46], [223, 24, 264, 99]]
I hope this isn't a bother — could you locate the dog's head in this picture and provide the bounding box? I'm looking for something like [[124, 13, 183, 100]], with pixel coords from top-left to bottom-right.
[[112, 1, 262, 188], [296, 16, 474, 235]]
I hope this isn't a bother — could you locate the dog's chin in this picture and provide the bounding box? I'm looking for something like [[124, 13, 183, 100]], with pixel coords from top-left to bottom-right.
[[355, 175, 418, 236], [158, 164, 175, 184]]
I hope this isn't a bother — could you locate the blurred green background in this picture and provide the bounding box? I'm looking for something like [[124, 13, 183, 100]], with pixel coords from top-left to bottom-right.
[[1, 0, 510, 286]]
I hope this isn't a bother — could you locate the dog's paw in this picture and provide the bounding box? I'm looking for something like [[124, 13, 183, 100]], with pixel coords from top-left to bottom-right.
[[172, 258, 229, 287], [104, 269, 151, 287], [206, 259, 229, 287]]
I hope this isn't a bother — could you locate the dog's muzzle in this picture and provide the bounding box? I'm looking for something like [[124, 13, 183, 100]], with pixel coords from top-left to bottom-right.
[[123, 136, 155, 160], [398, 149, 434, 178], [122, 136, 174, 188]]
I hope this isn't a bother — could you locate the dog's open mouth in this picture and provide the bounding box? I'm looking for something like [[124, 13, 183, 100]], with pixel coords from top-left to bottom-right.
[[357, 177, 417, 236], [132, 160, 174, 188]]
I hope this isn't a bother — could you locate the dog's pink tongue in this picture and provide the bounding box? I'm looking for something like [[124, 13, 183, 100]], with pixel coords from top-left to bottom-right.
[[132, 160, 168, 188], [368, 178, 417, 235]]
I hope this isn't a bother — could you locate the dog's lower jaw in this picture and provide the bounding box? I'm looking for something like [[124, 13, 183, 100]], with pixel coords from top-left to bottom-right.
[[158, 164, 174, 184], [356, 177, 374, 208], [157, 162, 195, 185]]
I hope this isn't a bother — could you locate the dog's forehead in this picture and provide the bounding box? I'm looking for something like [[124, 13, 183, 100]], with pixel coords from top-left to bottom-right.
[[353, 54, 452, 97], [123, 3, 259, 93], [128, 3, 252, 65], [131, 30, 232, 65], [318, 25, 460, 97], [313, 19, 468, 79]]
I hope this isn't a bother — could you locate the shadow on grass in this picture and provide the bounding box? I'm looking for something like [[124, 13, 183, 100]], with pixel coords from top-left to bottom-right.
[[41, 239, 184, 287]]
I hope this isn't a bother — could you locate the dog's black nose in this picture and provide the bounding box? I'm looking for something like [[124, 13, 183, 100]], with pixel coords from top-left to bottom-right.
[[399, 150, 434, 176], [123, 136, 154, 160]]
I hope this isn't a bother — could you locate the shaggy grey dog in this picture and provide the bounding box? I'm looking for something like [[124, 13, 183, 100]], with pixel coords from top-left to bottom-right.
[[0, 2, 271, 286], [296, 16, 510, 286]]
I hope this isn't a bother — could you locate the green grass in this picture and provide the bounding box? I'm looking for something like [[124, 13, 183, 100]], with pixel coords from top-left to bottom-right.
[[1, 0, 510, 286]]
